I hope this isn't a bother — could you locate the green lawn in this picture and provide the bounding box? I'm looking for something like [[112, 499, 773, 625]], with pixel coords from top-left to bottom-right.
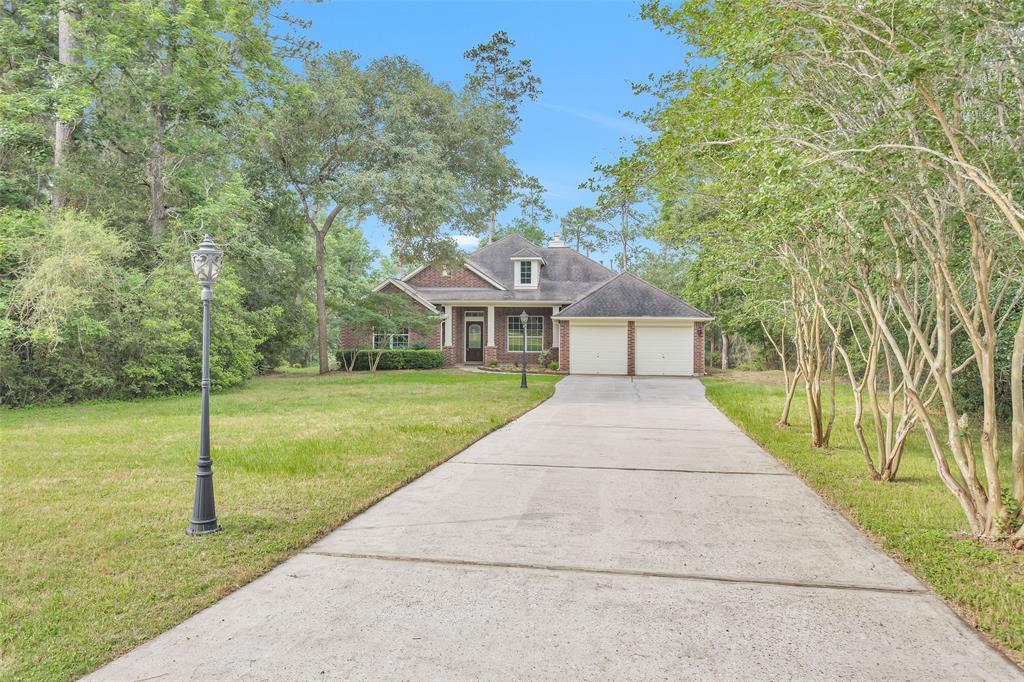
[[0, 369, 560, 681], [703, 371, 1024, 665]]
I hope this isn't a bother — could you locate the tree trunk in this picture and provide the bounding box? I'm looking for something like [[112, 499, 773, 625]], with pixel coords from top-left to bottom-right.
[[53, 1, 79, 209], [488, 210, 496, 243], [1011, 311, 1024, 508], [620, 203, 628, 270], [721, 333, 728, 370], [779, 368, 800, 427], [148, 134, 167, 241], [315, 230, 329, 374], [148, 0, 175, 242]]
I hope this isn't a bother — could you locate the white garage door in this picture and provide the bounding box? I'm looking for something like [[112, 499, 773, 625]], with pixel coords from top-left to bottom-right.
[[635, 324, 694, 376], [570, 323, 627, 375]]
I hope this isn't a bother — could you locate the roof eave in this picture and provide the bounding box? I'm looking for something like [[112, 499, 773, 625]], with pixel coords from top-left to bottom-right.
[[553, 315, 716, 322]]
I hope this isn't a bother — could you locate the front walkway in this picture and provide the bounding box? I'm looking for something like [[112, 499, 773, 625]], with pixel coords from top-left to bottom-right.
[[89, 377, 1020, 680]]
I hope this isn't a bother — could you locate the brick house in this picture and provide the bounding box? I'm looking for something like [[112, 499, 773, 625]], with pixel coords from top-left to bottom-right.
[[347, 233, 713, 376]]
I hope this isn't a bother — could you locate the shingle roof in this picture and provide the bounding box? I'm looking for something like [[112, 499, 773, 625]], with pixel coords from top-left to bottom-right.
[[461, 234, 615, 300], [553, 271, 712, 319], [414, 284, 604, 303], [510, 245, 543, 259]]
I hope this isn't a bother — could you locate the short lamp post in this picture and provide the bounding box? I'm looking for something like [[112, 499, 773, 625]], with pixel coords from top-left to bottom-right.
[[187, 235, 224, 536], [519, 310, 529, 389]]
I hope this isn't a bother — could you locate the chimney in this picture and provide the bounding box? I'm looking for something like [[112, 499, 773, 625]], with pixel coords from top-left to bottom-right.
[[548, 232, 565, 248]]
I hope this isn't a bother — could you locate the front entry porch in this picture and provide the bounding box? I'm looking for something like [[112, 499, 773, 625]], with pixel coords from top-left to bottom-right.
[[439, 305, 562, 367]]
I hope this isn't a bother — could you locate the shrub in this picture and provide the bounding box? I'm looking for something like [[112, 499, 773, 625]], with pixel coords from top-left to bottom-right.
[[335, 348, 444, 371], [488, 359, 498, 367], [549, 360, 558, 370]]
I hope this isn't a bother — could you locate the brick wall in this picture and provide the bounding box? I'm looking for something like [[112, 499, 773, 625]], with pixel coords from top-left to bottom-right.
[[626, 321, 636, 376], [340, 282, 441, 350], [340, 325, 440, 350], [450, 307, 465, 363], [406, 264, 495, 289], [694, 321, 705, 375], [493, 306, 555, 365], [558, 320, 570, 372]]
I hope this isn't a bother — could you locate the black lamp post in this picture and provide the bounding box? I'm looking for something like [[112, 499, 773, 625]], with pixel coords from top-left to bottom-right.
[[187, 235, 224, 536], [519, 310, 529, 389]]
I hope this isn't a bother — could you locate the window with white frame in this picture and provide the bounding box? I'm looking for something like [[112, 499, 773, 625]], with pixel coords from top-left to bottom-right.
[[507, 315, 543, 352], [517, 260, 533, 286], [372, 328, 409, 349]]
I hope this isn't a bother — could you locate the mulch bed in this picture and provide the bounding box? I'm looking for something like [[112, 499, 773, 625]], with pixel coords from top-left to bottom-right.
[[477, 365, 566, 375]]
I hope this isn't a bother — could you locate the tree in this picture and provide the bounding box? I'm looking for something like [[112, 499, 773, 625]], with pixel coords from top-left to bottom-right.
[[585, 162, 654, 271], [64, 0, 288, 243], [0, 0, 56, 208], [337, 291, 437, 373], [464, 31, 541, 241], [266, 53, 477, 375], [559, 207, 607, 256], [53, 0, 81, 209], [492, 175, 552, 245], [636, 0, 1024, 543]]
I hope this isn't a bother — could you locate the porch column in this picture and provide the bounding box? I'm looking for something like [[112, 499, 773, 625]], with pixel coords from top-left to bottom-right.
[[551, 306, 560, 347], [486, 305, 495, 346], [442, 305, 452, 346]]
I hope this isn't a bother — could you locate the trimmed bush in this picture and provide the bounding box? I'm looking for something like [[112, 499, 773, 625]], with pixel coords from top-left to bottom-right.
[[336, 348, 444, 371]]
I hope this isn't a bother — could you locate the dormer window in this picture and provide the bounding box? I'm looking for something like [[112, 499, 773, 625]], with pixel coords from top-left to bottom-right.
[[518, 260, 533, 286], [511, 249, 544, 289]]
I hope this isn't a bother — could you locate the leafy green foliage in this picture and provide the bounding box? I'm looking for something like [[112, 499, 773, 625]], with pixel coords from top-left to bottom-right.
[[1, 5, 538, 404], [1, 214, 275, 406], [335, 348, 444, 371], [559, 206, 608, 256]]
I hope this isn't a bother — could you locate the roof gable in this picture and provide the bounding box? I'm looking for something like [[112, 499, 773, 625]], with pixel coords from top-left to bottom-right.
[[404, 264, 499, 290], [554, 272, 712, 319]]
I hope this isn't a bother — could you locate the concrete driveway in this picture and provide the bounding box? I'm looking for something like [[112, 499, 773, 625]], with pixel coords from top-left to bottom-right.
[[89, 376, 1021, 681]]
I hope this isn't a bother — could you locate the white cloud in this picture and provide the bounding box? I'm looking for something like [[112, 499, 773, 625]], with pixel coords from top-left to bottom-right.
[[535, 101, 648, 136], [451, 234, 480, 250]]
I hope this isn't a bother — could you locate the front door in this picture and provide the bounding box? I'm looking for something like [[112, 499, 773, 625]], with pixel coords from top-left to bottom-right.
[[465, 321, 483, 362]]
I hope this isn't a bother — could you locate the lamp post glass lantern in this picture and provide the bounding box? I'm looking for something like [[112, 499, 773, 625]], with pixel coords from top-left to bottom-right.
[[187, 235, 224, 536], [519, 310, 529, 389]]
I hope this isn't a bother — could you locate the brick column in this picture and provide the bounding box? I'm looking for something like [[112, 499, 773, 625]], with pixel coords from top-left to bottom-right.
[[558, 320, 570, 372], [694, 322, 705, 375], [627, 320, 636, 376]]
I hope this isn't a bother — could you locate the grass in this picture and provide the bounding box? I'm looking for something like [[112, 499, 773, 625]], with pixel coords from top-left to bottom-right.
[[0, 369, 560, 681], [703, 371, 1024, 665]]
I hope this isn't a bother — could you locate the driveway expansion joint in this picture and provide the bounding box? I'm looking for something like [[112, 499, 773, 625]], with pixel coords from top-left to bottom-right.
[[452, 461, 793, 476], [552, 423, 751, 433], [302, 550, 928, 596]]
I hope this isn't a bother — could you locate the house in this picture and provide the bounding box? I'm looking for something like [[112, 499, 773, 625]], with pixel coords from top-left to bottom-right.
[[344, 233, 713, 376]]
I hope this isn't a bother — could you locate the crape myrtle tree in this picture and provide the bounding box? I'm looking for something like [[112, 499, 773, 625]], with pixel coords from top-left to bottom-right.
[[463, 30, 542, 243], [635, 0, 1024, 544], [266, 52, 498, 374]]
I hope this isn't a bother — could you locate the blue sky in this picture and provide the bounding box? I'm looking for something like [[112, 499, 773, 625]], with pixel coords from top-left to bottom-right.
[[278, 0, 688, 264]]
